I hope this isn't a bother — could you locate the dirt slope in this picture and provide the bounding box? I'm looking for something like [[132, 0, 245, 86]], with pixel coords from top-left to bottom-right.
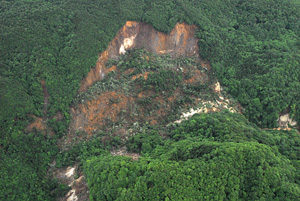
[[79, 21, 199, 92], [67, 21, 209, 140]]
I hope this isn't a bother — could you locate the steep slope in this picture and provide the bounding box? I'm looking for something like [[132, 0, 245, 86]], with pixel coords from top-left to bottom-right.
[[65, 21, 236, 146], [79, 21, 200, 92]]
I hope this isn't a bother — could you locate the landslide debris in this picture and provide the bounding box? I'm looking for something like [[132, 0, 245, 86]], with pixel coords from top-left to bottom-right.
[[62, 22, 239, 148]]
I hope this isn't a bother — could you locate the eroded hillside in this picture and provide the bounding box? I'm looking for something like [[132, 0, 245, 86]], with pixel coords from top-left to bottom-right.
[[54, 22, 239, 200], [25, 21, 298, 201], [21, 20, 299, 201], [79, 21, 200, 92], [63, 22, 237, 148]]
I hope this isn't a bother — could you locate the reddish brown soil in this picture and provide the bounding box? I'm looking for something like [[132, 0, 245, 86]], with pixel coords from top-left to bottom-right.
[[131, 72, 149, 80], [69, 21, 213, 140], [79, 21, 200, 92], [70, 91, 133, 136], [27, 80, 63, 136], [26, 115, 47, 134], [124, 68, 135, 75], [27, 80, 53, 135], [184, 69, 202, 84]]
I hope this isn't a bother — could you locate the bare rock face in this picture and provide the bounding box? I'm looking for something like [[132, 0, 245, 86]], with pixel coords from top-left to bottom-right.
[[79, 21, 199, 92]]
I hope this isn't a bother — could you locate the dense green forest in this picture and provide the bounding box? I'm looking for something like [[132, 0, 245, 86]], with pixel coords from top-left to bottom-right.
[[85, 112, 300, 200], [1, 0, 300, 200]]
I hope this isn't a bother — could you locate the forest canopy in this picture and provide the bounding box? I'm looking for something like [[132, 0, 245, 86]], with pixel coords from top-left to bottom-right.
[[1, 0, 300, 200], [84, 112, 300, 200], [2, 0, 300, 128]]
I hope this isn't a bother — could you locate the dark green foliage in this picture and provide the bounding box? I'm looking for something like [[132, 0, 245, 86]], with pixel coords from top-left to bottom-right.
[[194, 0, 300, 127], [0, 1, 144, 199], [0, 77, 35, 127], [0, 131, 58, 201], [84, 112, 300, 201], [55, 133, 122, 168], [126, 130, 164, 154], [2, 0, 300, 199], [169, 111, 300, 161], [1, 0, 300, 133], [2, 0, 299, 125], [51, 183, 71, 198], [47, 119, 67, 138], [142, 0, 180, 33], [183, 83, 212, 97], [139, 70, 181, 93]]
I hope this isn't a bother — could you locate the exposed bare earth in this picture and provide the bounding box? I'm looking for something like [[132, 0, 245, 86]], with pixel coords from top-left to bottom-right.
[[69, 91, 134, 137], [26, 80, 53, 135], [79, 21, 200, 92], [69, 21, 208, 139], [111, 147, 140, 160], [24, 21, 298, 201], [53, 164, 89, 201]]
